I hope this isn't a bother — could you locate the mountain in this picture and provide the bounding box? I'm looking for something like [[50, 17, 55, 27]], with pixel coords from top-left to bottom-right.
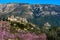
[[0, 3, 60, 26], [0, 4, 18, 13]]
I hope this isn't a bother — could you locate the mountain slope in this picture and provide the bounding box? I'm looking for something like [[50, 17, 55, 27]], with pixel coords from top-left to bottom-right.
[[0, 3, 60, 26]]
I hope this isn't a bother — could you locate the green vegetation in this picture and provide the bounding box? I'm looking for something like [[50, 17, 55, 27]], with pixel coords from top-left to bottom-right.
[[9, 20, 60, 40], [10, 21, 41, 34]]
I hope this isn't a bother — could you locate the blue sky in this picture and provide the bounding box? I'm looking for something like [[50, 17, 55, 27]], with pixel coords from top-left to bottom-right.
[[0, 0, 60, 5]]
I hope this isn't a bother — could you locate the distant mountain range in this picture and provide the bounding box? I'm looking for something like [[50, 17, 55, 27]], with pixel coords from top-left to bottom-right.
[[0, 3, 60, 26]]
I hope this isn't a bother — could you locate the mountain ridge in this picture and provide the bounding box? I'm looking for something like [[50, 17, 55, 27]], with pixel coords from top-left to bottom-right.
[[0, 3, 60, 26]]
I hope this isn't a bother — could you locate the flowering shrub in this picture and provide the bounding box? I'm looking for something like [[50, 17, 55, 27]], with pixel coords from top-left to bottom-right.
[[0, 21, 47, 40], [0, 26, 47, 40], [1, 30, 47, 40]]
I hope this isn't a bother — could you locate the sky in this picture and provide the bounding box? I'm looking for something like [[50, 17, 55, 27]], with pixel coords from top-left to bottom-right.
[[0, 0, 60, 5]]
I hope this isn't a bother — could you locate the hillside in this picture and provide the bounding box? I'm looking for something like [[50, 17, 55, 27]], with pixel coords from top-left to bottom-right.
[[0, 3, 60, 26]]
